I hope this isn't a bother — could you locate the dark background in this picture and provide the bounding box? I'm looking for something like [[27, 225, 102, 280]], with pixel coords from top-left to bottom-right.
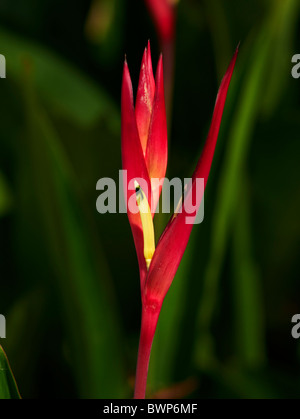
[[0, 0, 300, 398]]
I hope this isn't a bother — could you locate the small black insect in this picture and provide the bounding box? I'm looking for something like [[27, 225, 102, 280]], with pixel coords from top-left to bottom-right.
[[135, 184, 144, 201]]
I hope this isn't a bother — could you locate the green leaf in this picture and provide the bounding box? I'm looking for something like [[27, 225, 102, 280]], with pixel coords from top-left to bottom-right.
[[232, 177, 266, 368], [0, 345, 21, 399], [194, 0, 300, 368], [0, 26, 118, 127], [0, 172, 12, 217], [260, 0, 300, 116], [3, 288, 47, 398], [19, 70, 127, 398]]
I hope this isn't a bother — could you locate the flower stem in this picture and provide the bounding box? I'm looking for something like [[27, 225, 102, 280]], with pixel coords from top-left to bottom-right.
[[134, 303, 161, 399]]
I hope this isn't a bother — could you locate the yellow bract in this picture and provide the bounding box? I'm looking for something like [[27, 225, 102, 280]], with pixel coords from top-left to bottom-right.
[[134, 180, 155, 270]]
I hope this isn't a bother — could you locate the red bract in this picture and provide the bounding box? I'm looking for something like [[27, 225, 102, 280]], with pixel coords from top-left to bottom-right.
[[121, 43, 238, 399], [144, 47, 238, 305], [144, 0, 176, 42], [121, 41, 168, 292]]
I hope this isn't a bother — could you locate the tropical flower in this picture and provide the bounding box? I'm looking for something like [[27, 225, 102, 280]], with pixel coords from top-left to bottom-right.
[[121, 42, 238, 398], [122, 41, 168, 294]]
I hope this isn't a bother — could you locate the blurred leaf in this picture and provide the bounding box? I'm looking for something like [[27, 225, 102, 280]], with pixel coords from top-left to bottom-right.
[[0, 172, 12, 216], [261, 0, 300, 116], [194, 0, 300, 368], [0, 26, 118, 127], [232, 177, 266, 368], [20, 68, 127, 398], [4, 288, 46, 398], [85, 0, 117, 44], [85, 0, 124, 65], [0, 345, 21, 399], [205, 364, 277, 399], [204, 0, 232, 81]]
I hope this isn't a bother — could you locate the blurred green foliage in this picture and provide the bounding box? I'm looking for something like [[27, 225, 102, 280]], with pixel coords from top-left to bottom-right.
[[0, 0, 300, 398], [0, 345, 21, 398]]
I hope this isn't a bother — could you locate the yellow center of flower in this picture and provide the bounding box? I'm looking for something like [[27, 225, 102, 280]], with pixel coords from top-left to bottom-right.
[[134, 180, 155, 270]]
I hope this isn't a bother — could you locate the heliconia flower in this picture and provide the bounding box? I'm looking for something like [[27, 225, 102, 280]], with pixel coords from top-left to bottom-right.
[[121, 42, 238, 399], [144, 0, 176, 43], [121, 41, 168, 292]]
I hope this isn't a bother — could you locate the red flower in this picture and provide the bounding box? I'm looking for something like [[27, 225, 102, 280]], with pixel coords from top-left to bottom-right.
[[122, 41, 168, 293], [121, 42, 238, 398]]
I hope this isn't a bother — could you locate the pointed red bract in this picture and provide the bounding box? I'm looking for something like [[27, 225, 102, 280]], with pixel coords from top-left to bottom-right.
[[146, 40, 155, 94], [146, 55, 168, 212], [121, 61, 152, 291], [122, 45, 168, 291], [144, 47, 239, 303], [135, 46, 155, 155]]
